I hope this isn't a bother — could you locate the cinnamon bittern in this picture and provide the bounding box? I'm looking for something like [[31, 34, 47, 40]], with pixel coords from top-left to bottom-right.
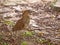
[[12, 10, 31, 31]]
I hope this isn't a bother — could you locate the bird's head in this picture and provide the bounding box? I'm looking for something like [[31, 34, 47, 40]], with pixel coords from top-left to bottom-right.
[[22, 10, 35, 16]]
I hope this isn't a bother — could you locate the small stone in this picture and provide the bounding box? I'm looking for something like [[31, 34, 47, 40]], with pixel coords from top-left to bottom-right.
[[45, 14, 51, 18], [57, 15, 60, 20]]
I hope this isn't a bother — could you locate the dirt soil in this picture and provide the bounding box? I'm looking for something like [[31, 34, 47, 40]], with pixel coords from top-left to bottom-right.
[[0, 1, 60, 45]]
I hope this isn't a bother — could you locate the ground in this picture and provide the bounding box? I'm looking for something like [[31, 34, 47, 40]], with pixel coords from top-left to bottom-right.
[[0, 0, 60, 45]]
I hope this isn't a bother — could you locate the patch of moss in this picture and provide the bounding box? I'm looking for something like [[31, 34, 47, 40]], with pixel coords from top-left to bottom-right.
[[21, 31, 34, 37], [4, 20, 14, 26], [21, 41, 27, 45], [2, 42, 7, 45], [0, 35, 2, 41], [50, 0, 57, 8]]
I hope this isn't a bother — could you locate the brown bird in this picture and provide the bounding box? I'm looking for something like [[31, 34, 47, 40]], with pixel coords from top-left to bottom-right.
[[12, 10, 30, 31]]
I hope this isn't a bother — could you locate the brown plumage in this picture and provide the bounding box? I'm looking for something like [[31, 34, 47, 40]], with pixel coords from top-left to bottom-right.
[[12, 10, 30, 31]]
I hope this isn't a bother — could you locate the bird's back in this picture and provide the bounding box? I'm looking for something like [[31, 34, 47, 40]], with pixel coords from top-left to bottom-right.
[[12, 19, 25, 31]]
